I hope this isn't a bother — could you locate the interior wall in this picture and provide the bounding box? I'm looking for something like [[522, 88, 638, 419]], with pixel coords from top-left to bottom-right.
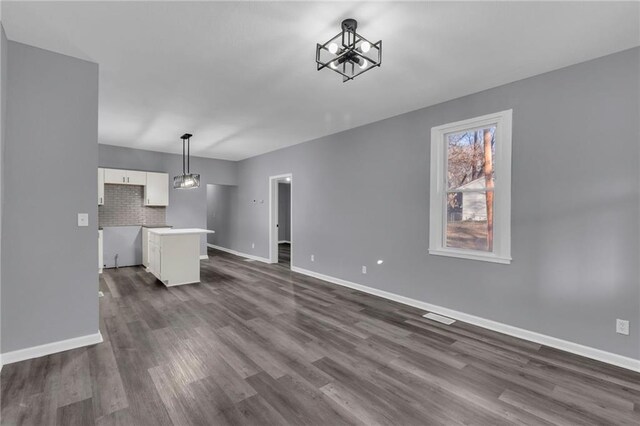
[[1, 41, 99, 352], [230, 47, 640, 360], [98, 144, 237, 256], [206, 184, 238, 249], [278, 182, 291, 242], [0, 22, 7, 356]]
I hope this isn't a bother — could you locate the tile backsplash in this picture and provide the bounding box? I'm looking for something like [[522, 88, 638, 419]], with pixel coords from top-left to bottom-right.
[[99, 184, 166, 227]]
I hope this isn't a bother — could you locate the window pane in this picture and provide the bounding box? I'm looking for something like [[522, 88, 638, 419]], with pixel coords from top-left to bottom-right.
[[446, 191, 494, 251], [447, 126, 496, 190]]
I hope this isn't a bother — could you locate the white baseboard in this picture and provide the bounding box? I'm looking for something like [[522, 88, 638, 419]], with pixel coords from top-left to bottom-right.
[[291, 266, 640, 373], [278, 240, 291, 244], [207, 243, 271, 263], [199, 254, 209, 260], [1, 331, 103, 366]]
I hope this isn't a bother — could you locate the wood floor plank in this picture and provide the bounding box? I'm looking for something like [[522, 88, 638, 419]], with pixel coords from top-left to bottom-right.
[[87, 341, 129, 418], [56, 398, 95, 426], [57, 349, 93, 409]]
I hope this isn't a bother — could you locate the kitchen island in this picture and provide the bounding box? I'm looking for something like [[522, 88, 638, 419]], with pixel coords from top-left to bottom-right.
[[147, 228, 214, 286]]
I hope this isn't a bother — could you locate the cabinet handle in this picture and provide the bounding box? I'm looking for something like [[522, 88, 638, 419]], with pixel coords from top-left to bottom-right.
[[127, 177, 130, 183], [99, 197, 102, 204], [122, 177, 125, 183], [148, 199, 150, 204]]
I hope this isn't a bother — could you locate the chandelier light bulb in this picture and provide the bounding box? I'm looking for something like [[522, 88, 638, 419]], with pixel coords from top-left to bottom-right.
[[330, 60, 339, 69], [361, 41, 371, 53], [328, 43, 339, 54], [359, 59, 368, 69]]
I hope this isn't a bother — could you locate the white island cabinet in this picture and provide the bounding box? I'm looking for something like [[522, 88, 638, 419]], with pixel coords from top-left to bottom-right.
[[147, 228, 214, 286]]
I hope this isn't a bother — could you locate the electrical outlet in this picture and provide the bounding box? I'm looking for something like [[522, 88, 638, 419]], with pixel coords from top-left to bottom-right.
[[311, 254, 315, 262], [362, 266, 367, 274], [616, 319, 629, 335], [251, 242, 255, 249]]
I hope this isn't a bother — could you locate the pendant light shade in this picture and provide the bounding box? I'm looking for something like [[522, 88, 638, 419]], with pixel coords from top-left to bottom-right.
[[174, 133, 200, 189]]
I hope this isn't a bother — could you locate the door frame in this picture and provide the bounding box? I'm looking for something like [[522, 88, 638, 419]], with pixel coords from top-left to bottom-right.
[[268, 173, 292, 264]]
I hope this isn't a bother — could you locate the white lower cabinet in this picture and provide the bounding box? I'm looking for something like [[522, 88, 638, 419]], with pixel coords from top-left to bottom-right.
[[142, 227, 171, 268], [146, 229, 212, 286], [98, 230, 103, 274]]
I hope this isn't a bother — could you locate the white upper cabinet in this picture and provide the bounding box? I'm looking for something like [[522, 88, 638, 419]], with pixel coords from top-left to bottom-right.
[[100, 168, 169, 206], [98, 168, 105, 205], [104, 168, 127, 184], [127, 170, 147, 185], [104, 168, 147, 185], [145, 172, 169, 206]]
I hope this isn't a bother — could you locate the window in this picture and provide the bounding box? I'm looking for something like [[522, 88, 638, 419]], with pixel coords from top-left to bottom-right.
[[429, 110, 512, 264]]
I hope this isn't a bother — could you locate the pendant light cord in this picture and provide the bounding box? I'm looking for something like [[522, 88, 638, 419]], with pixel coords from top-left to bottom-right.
[[187, 136, 190, 174], [182, 137, 186, 175]]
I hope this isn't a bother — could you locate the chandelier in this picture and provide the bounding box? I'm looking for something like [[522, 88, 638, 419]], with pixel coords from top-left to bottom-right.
[[173, 133, 200, 189], [316, 18, 382, 82]]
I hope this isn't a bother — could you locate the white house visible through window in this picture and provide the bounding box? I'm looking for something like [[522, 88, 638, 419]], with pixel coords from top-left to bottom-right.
[[429, 110, 512, 264]]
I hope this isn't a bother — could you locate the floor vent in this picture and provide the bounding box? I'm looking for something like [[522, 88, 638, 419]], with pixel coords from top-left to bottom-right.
[[244, 259, 256, 262], [423, 312, 456, 325]]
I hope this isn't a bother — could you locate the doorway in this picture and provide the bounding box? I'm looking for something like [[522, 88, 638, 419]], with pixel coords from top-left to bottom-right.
[[269, 173, 292, 267]]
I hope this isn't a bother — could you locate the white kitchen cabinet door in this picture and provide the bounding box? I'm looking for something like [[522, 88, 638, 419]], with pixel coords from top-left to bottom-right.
[[145, 172, 169, 206], [98, 168, 105, 205], [142, 228, 150, 268], [126, 170, 147, 185], [98, 230, 103, 274], [143, 227, 170, 267], [104, 168, 127, 184]]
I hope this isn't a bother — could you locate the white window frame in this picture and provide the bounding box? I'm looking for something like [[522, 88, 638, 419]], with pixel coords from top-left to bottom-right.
[[429, 109, 512, 264]]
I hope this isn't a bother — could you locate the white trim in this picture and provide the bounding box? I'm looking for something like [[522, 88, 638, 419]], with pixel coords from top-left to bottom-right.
[[291, 266, 640, 373], [207, 243, 271, 263], [1, 332, 103, 366], [428, 248, 511, 264], [429, 109, 512, 264], [278, 240, 291, 244], [199, 254, 209, 260]]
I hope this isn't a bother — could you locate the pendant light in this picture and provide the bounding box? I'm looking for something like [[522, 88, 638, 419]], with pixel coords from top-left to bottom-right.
[[173, 133, 200, 189]]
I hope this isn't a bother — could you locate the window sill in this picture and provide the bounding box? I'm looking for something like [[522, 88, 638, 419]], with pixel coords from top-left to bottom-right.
[[428, 248, 511, 264]]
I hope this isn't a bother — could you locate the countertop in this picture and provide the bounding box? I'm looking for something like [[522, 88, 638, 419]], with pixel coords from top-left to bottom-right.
[[147, 228, 214, 236], [98, 224, 172, 229]]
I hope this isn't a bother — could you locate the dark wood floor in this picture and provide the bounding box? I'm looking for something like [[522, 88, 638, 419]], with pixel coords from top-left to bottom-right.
[[278, 243, 290, 268], [2, 248, 640, 425]]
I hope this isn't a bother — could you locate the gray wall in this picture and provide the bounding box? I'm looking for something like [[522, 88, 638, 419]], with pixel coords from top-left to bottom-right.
[[278, 182, 291, 242], [228, 48, 640, 360], [98, 144, 237, 256], [103, 226, 142, 268], [1, 41, 99, 352], [0, 23, 7, 354], [206, 184, 238, 249]]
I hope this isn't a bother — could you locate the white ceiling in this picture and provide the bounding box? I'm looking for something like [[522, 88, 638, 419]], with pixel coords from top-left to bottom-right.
[[3, 1, 639, 161]]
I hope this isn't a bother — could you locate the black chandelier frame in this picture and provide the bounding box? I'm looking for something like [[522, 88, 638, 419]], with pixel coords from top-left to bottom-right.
[[316, 18, 382, 82]]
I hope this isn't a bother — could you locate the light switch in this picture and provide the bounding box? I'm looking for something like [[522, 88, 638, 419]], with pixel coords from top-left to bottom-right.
[[77, 213, 89, 227]]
